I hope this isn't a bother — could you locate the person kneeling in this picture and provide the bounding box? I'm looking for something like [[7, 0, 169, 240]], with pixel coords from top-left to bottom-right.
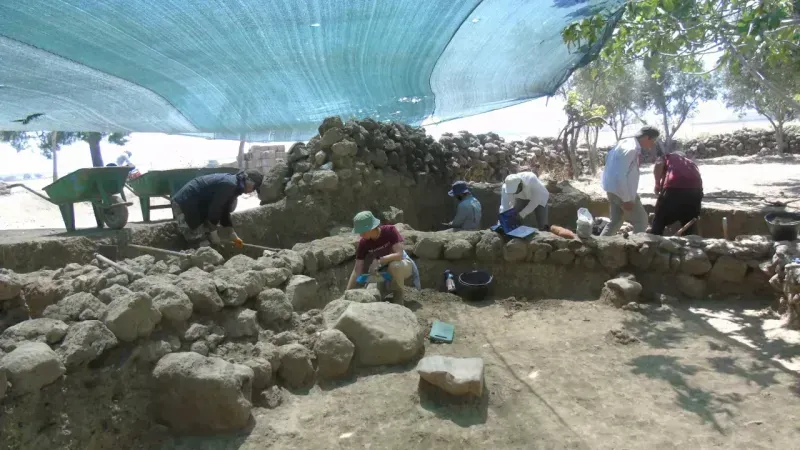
[[346, 211, 419, 306]]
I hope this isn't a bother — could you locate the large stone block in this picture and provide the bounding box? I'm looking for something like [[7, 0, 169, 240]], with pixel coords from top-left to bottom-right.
[[333, 302, 422, 366], [443, 239, 474, 260], [416, 355, 484, 396], [0, 342, 65, 396], [415, 236, 444, 259], [709, 256, 749, 284], [285, 275, 319, 311], [152, 352, 253, 434], [103, 292, 162, 342], [681, 248, 712, 275], [595, 236, 629, 271]]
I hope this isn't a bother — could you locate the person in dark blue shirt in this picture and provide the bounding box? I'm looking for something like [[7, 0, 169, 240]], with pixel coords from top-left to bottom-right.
[[171, 169, 263, 248]]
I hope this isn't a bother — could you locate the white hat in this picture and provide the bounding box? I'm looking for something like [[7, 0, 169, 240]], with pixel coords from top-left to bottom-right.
[[503, 174, 522, 193]]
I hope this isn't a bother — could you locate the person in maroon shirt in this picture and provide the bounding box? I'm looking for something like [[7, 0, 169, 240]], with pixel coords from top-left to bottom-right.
[[346, 211, 413, 305], [651, 149, 704, 235]]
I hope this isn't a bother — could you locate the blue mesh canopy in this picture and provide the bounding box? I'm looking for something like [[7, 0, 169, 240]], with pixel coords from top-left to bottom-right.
[[0, 0, 624, 141]]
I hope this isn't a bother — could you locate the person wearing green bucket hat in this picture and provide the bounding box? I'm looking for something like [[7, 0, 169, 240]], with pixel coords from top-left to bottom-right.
[[346, 211, 415, 306]]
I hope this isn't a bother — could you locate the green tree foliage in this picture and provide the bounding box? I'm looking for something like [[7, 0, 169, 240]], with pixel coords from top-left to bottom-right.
[[638, 55, 718, 148], [571, 59, 643, 141], [562, 0, 800, 108], [559, 90, 607, 177], [0, 131, 129, 166], [722, 58, 799, 153]]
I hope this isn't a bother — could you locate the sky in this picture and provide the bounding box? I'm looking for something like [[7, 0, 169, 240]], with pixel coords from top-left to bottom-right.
[[0, 96, 766, 177]]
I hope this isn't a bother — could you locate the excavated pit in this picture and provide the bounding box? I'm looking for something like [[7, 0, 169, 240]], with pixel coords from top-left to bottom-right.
[[2, 121, 800, 448], [2, 227, 800, 449]]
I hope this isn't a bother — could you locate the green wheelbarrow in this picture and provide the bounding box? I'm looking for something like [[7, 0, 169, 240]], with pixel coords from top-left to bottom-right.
[[126, 168, 238, 222], [8, 167, 134, 232]]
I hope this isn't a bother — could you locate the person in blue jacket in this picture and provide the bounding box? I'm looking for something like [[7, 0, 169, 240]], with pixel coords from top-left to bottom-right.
[[442, 181, 482, 230], [171, 169, 263, 248]]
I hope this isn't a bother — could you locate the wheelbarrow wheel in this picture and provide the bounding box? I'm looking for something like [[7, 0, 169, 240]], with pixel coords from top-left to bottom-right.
[[103, 195, 129, 229]]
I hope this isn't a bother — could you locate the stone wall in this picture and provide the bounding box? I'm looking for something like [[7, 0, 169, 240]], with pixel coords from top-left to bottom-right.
[[0, 243, 428, 445], [291, 227, 775, 304], [679, 127, 800, 158]]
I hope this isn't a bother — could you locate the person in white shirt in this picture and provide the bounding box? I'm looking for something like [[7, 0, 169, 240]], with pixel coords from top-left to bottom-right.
[[116, 150, 133, 167], [499, 171, 550, 230], [599, 126, 659, 235]]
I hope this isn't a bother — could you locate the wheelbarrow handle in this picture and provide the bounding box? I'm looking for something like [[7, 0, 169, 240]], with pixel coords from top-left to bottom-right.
[[5, 183, 52, 203]]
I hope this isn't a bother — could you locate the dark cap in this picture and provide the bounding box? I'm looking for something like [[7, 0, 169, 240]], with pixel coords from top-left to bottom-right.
[[448, 180, 470, 197], [243, 169, 264, 189], [635, 125, 660, 139]]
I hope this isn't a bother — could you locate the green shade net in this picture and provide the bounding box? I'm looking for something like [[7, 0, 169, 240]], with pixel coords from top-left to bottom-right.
[[0, 0, 624, 141]]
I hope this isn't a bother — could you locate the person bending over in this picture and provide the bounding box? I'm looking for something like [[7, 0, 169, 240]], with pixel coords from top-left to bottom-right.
[[499, 172, 550, 230], [171, 169, 263, 248], [651, 149, 703, 235]]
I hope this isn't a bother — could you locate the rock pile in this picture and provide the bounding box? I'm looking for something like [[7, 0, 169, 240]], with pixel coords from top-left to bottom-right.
[[0, 245, 426, 436], [0, 181, 10, 196], [679, 127, 800, 158], [765, 241, 800, 329], [257, 117, 593, 209]]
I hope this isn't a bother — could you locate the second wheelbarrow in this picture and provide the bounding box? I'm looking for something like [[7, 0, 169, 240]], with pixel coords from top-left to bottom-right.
[[8, 166, 133, 232], [126, 168, 238, 222]]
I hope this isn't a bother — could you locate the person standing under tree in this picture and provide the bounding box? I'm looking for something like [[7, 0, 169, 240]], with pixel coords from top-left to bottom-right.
[[599, 126, 659, 235]]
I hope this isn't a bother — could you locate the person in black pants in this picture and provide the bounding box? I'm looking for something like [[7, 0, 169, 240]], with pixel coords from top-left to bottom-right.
[[651, 150, 704, 236]]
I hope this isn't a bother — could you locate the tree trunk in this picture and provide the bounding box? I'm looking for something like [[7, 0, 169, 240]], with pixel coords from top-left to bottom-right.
[[776, 122, 785, 155], [568, 130, 581, 179], [51, 131, 59, 182], [238, 136, 246, 170], [86, 132, 104, 167], [589, 126, 600, 175], [661, 113, 672, 151]]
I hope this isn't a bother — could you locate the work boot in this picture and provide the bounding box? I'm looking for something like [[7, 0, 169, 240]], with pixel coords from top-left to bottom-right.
[[389, 281, 405, 307]]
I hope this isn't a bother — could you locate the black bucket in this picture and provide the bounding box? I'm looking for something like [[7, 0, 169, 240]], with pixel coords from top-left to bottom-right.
[[765, 212, 800, 242], [457, 270, 493, 302]]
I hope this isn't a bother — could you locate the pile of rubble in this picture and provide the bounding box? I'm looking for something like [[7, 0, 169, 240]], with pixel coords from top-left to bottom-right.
[[0, 246, 425, 439], [257, 117, 588, 207], [766, 241, 800, 328], [679, 127, 800, 158]]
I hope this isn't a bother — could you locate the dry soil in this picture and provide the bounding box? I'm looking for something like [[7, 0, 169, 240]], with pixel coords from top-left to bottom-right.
[[155, 290, 800, 450]]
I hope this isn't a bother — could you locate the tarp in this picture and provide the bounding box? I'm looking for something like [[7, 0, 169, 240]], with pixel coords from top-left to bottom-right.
[[0, 0, 625, 141]]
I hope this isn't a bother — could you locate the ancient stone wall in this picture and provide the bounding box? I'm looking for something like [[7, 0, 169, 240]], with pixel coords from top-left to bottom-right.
[[0, 241, 433, 446], [678, 127, 800, 158], [294, 228, 774, 303]]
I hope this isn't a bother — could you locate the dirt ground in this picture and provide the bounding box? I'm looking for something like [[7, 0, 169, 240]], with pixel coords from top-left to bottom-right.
[[158, 291, 800, 450], [573, 154, 800, 212]]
